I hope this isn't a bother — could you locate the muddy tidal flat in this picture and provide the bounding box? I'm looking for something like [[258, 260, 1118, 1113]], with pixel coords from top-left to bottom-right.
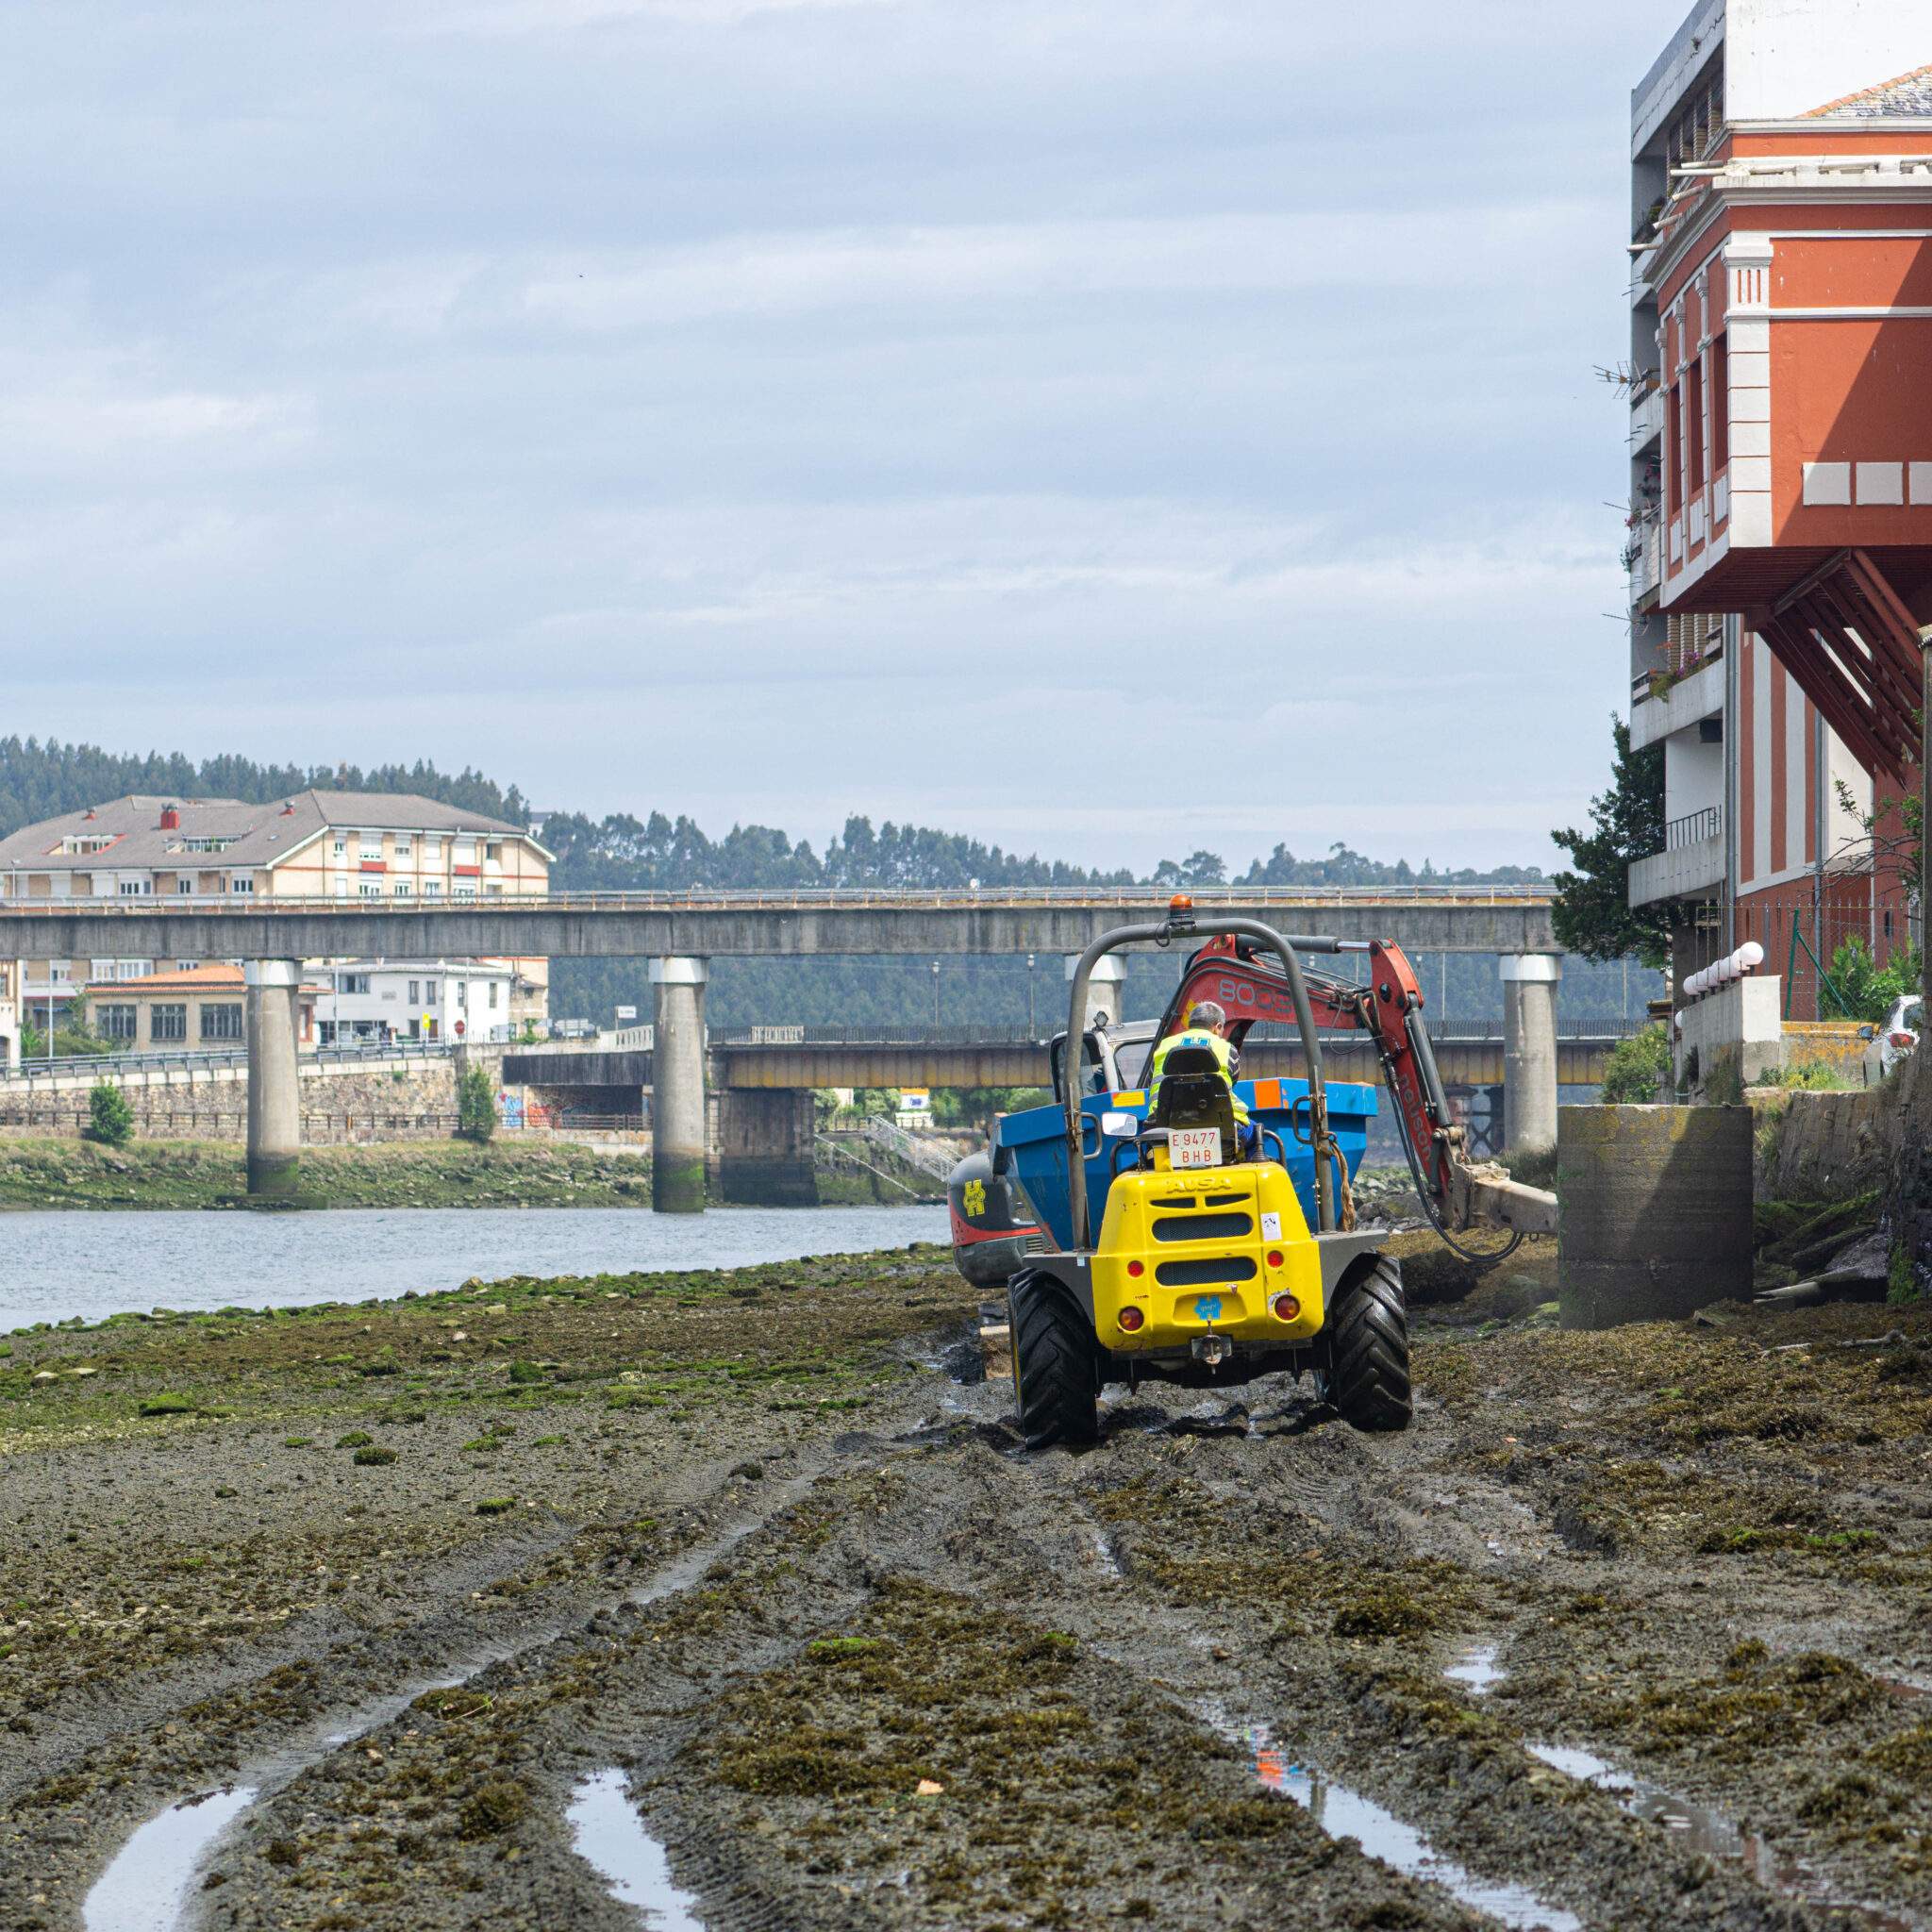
[[8, 1239, 1932, 1930]]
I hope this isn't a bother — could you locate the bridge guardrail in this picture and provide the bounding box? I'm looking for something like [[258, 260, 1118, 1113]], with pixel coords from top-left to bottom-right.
[[0, 883, 1557, 917], [708, 1019, 1644, 1049], [0, 1038, 488, 1085]]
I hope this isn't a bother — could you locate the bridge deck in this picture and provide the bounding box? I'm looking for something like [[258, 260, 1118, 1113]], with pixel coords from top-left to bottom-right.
[[0, 887, 1559, 960], [506, 1026, 1627, 1091]]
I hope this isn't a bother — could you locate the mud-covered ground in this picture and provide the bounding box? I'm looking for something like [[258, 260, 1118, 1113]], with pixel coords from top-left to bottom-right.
[[8, 1231, 1932, 1930]]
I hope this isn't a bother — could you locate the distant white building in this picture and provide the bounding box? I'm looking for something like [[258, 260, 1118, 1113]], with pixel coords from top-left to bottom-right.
[[312, 959, 517, 1047]]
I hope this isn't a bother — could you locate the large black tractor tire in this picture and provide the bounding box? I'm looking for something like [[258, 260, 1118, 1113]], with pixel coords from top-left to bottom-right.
[[1317, 1255, 1412, 1434], [1008, 1268, 1101, 1450]]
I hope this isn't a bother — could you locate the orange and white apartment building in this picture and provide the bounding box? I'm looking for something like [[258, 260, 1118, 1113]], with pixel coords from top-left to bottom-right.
[[0, 791, 554, 1059], [1625, 0, 1932, 1016]]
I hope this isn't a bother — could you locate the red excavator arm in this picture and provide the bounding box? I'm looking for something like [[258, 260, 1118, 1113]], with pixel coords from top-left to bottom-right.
[[1156, 934, 1557, 1241]]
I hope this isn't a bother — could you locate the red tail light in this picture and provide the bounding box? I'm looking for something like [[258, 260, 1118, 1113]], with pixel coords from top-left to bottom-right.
[[1265, 1249, 1284, 1268], [1126, 1258, 1144, 1277], [1890, 1032, 1916, 1049], [1270, 1292, 1301, 1323], [1117, 1306, 1145, 1332]]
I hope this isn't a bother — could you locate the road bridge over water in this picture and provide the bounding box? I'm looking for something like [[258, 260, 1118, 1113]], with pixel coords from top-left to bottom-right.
[[508, 1024, 1627, 1095], [506, 1018, 1627, 1204], [0, 887, 1568, 1208]]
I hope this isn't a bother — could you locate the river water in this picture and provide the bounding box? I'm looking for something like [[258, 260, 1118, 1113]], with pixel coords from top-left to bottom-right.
[[0, 1204, 950, 1333]]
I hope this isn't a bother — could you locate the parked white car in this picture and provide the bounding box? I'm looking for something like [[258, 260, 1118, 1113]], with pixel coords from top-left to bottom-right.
[[1862, 995, 1923, 1083]]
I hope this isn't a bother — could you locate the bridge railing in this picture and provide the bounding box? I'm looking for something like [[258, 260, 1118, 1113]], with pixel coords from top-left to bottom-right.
[[708, 1018, 1645, 1049], [0, 882, 1557, 914], [0, 1038, 480, 1085]]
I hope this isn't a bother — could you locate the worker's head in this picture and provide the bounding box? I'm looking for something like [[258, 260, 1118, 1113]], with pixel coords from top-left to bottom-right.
[[1188, 1000, 1227, 1036]]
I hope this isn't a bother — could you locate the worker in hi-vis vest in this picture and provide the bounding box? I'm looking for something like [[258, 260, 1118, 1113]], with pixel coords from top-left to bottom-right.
[[1148, 1000, 1257, 1149]]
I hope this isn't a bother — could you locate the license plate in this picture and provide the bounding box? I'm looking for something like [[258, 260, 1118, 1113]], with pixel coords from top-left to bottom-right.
[[1168, 1127, 1222, 1169]]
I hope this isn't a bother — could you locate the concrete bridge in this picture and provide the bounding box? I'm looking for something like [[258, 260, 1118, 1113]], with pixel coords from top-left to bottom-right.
[[0, 884, 1557, 963], [505, 1019, 1626, 1205], [0, 886, 1566, 1208], [508, 1024, 1625, 1096]]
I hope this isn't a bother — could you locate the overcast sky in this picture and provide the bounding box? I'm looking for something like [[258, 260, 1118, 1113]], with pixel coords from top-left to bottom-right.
[[2, 1, 1694, 873]]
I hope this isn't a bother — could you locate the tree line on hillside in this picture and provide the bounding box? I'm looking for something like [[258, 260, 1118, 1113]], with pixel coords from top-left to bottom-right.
[[537, 810, 1548, 894], [0, 737, 523, 839], [1, 736, 1550, 894]]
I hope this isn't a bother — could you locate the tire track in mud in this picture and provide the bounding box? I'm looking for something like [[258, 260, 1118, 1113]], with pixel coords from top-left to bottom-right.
[[104, 1469, 825, 1932], [26, 1297, 1932, 1932], [102, 1379, 1928, 1932], [935, 1422, 1870, 1932], [3, 1456, 823, 1932], [849, 1393, 1911, 1932]]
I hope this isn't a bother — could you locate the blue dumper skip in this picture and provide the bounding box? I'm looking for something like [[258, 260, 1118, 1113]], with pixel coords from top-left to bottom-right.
[[996, 1078, 1378, 1252]]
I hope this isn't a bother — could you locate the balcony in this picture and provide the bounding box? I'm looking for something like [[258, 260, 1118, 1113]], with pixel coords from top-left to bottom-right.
[[1627, 382, 1665, 455], [1629, 646, 1724, 752], [1625, 513, 1662, 606], [1628, 806, 1724, 907]]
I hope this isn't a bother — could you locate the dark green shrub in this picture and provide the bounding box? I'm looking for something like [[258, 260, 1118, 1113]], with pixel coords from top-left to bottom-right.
[[1599, 1024, 1671, 1104], [84, 1082, 135, 1148], [457, 1066, 497, 1143]]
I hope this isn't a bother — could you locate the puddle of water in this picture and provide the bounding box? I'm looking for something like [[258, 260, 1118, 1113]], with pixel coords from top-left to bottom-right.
[[81, 1483, 810, 1932], [1215, 1711, 1579, 1932], [1529, 1741, 1783, 1875], [83, 1786, 258, 1932], [567, 1768, 707, 1929], [1527, 1743, 1913, 1930], [1445, 1643, 1504, 1695]]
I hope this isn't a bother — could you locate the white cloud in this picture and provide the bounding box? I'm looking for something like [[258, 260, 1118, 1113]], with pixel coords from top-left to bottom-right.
[[0, 0, 1657, 875], [419, 0, 907, 32], [515, 206, 1586, 331]]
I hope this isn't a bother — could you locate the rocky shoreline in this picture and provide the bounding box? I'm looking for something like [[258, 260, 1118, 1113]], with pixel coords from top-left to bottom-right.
[[0, 1138, 656, 1210]]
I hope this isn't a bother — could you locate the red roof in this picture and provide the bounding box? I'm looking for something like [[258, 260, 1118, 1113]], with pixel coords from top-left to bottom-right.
[[83, 964, 323, 997]]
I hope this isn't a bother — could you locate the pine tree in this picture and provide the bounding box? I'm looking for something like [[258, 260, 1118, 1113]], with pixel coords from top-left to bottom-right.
[[1551, 716, 1674, 967]]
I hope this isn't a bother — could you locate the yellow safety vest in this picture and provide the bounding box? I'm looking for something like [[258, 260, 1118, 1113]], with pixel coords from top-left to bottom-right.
[[1148, 1028, 1247, 1123]]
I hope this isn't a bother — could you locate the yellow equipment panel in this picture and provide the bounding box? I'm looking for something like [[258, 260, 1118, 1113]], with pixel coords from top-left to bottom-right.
[[1090, 1161, 1324, 1352]]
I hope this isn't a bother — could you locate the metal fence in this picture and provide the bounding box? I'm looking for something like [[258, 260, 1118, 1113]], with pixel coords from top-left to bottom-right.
[[1665, 806, 1722, 850], [1731, 885, 1920, 1021]]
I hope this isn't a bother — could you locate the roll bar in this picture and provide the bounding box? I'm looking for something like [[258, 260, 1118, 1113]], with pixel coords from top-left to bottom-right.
[[1063, 913, 1341, 1248]]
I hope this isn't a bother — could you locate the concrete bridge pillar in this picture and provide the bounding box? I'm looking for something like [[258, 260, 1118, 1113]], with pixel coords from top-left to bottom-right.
[[1064, 953, 1128, 1033], [650, 957, 708, 1212], [717, 1089, 819, 1207], [1500, 954, 1561, 1154], [245, 959, 304, 1198]]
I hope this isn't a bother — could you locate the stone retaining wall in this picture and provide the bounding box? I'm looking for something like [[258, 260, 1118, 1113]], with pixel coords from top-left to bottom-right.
[[1751, 1084, 1889, 1200], [0, 1048, 506, 1143]]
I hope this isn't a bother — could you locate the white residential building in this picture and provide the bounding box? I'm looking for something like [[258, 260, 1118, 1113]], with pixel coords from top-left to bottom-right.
[[312, 960, 518, 1046]]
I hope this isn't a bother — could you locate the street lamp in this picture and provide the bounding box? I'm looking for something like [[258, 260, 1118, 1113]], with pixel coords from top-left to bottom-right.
[[1026, 953, 1036, 1036], [931, 959, 941, 1027]]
